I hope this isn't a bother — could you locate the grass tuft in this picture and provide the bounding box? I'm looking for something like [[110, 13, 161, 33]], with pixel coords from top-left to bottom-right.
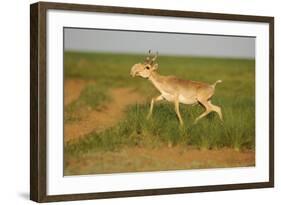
[[65, 84, 111, 123]]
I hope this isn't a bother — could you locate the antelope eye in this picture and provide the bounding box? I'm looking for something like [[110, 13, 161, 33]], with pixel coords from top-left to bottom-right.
[[145, 66, 150, 70]]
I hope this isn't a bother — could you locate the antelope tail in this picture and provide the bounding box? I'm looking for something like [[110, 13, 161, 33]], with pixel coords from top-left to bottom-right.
[[212, 80, 222, 88]]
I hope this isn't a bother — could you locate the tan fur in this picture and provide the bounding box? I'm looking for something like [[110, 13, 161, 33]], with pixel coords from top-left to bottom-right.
[[130, 51, 223, 125]]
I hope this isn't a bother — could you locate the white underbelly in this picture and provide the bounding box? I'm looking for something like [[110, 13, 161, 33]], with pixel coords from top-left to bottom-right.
[[161, 92, 197, 105], [179, 95, 197, 104]]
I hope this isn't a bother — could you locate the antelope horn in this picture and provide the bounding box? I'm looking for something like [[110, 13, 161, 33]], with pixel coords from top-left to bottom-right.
[[145, 56, 151, 63], [144, 49, 153, 63], [151, 51, 158, 63]]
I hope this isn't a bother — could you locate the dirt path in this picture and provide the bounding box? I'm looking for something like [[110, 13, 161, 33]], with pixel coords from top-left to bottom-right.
[[65, 146, 255, 175], [64, 79, 90, 106], [64, 80, 144, 142]]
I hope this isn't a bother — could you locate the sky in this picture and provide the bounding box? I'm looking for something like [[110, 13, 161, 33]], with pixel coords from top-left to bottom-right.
[[64, 28, 255, 59]]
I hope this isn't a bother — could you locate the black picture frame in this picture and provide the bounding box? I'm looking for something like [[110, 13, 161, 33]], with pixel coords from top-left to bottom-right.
[[30, 1, 274, 202]]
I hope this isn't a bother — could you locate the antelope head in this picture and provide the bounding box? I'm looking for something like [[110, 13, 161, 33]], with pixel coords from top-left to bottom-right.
[[130, 50, 158, 78]]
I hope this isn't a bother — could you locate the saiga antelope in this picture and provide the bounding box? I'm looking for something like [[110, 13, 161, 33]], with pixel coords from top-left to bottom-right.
[[130, 50, 223, 126]]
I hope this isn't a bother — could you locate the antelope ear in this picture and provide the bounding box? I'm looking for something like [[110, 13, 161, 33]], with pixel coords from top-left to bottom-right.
[[152, 63, 158, 70]]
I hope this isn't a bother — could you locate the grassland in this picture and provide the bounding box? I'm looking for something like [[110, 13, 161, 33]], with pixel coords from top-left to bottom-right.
[[64, 51, 255, 175]]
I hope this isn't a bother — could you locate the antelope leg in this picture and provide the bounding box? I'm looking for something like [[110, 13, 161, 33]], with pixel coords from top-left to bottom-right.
[[208, 100, 223, 121], [174, 96, 184, 126], [194, 99, 212, 124], [147, 95, 163, 119]]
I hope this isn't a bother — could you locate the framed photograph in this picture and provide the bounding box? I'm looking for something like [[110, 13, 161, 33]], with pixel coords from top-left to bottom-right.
[[30, 1, 274, 202]]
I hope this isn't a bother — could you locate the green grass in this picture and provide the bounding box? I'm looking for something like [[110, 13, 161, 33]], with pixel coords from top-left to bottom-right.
[[65, 99, 255, 156], [64, 51, 255, 155], [65, 84, 111, 123]]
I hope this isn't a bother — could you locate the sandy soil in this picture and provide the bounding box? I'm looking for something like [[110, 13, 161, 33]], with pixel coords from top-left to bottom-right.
[[64, 79, 144, 142], [65, 146, 255, 175], [64, 79, 90, 106]]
